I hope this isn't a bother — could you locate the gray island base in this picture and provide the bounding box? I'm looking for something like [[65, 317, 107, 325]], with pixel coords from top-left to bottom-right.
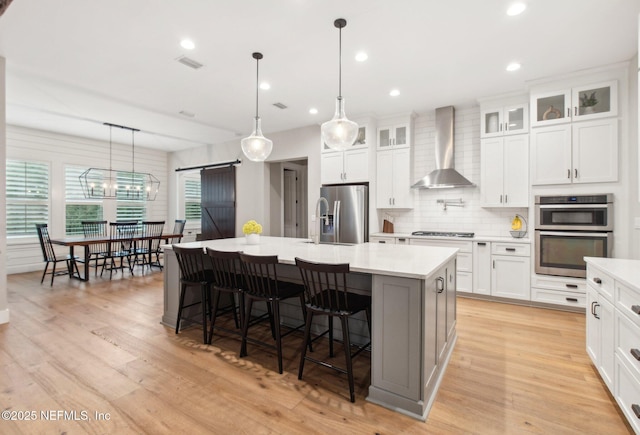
[[162, 236, 458, 421]]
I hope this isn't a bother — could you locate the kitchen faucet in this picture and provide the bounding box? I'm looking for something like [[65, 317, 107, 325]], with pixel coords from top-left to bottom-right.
[[314, 196, 329, 244]]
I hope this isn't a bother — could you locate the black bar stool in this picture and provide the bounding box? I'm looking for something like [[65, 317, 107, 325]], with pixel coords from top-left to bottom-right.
[[205, 248, 244, 344], [295, 257, 371, 402], [238, 253, 308, 374]]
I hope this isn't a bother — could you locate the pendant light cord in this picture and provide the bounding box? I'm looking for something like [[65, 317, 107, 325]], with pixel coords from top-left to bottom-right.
[[255, 56, 260, 119], [338, 24, 342, 98]]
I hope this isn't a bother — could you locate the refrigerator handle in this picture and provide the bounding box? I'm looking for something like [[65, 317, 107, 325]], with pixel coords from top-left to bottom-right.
[[334, 200, 341, 244]]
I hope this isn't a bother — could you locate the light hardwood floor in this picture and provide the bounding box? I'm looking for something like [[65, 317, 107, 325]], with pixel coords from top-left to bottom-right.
[[0, 270, 633, 434]]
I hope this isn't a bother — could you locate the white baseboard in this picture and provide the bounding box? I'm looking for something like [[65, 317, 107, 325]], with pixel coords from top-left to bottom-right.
[[0, 308, 9, 325]]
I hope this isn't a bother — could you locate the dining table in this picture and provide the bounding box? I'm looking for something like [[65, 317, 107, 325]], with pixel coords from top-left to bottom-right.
[[50, 233, 183, 281]]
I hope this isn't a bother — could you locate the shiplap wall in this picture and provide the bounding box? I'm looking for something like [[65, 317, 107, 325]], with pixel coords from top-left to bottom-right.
[[6, 125, 168, 273], [378, 105, 528, 237]]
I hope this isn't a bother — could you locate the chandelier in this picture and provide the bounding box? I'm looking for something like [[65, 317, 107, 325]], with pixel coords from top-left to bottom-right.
[[79, 123, 160, 201]]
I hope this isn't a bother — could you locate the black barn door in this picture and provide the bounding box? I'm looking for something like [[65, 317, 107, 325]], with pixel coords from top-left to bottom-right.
[[200, 166, 235, 240]]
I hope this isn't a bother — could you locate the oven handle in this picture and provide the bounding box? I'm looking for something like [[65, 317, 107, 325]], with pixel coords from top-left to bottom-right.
[[537, 231, 611, 237], [537, 204, 610, 209]]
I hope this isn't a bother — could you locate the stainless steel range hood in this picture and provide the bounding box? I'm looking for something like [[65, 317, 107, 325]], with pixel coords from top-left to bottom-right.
[[411, 106, 475, 189]]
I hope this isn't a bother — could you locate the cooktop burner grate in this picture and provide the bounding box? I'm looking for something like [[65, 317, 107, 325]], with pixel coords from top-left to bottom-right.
[[411, 231, 475, 238]]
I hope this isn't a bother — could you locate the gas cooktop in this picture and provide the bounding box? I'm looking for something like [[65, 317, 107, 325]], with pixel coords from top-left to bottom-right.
[[411, 231, 475, 238]]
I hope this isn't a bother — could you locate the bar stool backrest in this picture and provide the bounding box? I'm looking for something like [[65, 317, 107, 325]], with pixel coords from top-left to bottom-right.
[[206, 248, 243, 291], [173, 246, 210, 284], [239, 253, 281, 298], [295, 258, 351, 312]]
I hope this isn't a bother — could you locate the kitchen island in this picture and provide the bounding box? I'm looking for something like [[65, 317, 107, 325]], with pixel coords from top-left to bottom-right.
[[163, 236, 458, 421]]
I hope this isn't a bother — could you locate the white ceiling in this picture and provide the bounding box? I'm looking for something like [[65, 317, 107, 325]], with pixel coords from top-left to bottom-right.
[[1, 0, 639, 152]]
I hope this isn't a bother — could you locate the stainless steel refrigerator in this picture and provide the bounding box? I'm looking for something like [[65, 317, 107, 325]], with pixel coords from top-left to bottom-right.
[[319, 184, 368, 244]]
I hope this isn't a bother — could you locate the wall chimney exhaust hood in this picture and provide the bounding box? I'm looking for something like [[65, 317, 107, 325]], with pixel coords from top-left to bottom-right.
[[411, 106, 475, 189]]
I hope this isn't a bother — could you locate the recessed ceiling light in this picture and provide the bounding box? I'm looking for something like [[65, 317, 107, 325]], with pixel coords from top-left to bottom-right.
[[506, 62, 521, 72], [506, 2, 526, 16], [260, 82, 271, 90], [180, 39, 195, 50], [389, 89, 400, 97], [309, 108, 318, 115], [355, 52, 368, 62]]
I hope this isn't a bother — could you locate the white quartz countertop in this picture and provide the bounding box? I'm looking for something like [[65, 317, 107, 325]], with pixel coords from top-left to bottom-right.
[[371, 232, 531, 243], [585, 257, 640, 290], [167, 236, 458, 280]]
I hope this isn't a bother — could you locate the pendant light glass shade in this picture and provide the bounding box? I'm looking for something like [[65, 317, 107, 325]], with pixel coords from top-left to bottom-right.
[[322, 18, 358, 151], [241, 52, 272, 162], [241, 117, 273, 162], [321, 96, 359, 151]]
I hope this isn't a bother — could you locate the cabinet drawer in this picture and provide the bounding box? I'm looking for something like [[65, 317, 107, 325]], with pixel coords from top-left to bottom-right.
[[617, 311, 640, 380], [409, 238, 472, 252], [532, 274, 586, 293], [457, 252, 472, 273], [616, 282, 640, 329], [492, 243, 529, 256], [370, 236, 395, 244], [457, 271, 472, 293], [615, 355, 640, 434], [587, 267, 614, 302], [531, 287, 586, 308]]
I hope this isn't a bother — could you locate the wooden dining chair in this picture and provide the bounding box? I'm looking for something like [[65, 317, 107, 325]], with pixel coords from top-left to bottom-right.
[[133, 220, 164, 271], [295, 257, 372, 402], [238, 253, 308, 374], [35, 223, 80, 286], [81, 220, 108, 276], [101, 222, 137, 279]]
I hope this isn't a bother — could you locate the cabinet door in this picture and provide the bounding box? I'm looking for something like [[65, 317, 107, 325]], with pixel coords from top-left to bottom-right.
[[491, 255, 531, 300], [572, 80, 618, 121], [391, 147, 412, 208], [473, 242, 491, 295], [598, 297, 615, 389], [586, 285, 599, 364], [531, 89, 571, 127], [446, 266, 456, 342], [572, 119, 618, 184], [394, 124, 409, 148], [480, 137, 505, 207], [504, 104, 529, 135], [321, 152, 344, 184], [343, 147, 369, 183], [481, 108, 503, 138], [436, 274, 447, 361], [531, 124, 572, 185], [502, 134, 529, 207], [377, 127, 392, 149], [376, 150, 394, 207]]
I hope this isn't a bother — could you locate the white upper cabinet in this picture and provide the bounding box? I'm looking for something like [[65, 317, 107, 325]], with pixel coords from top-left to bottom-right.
[[321, 124, 370, 185], [530, 80, 617, 127], [480, 135, 529, 207], [480, 103, 528, 138], [376, 147, 413, 209], [377, 124, 410, 149]]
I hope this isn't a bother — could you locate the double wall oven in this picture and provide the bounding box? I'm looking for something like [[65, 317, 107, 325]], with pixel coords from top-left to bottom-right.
[[535, 194, 613, 278]]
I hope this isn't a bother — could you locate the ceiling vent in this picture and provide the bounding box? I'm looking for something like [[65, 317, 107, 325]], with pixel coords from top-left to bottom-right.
[[176, 56, 204, 70], [273, 102, 287, 109]]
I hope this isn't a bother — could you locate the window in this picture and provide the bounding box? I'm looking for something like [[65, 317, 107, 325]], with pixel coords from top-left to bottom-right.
[[116, 171, 146, 223], [6, 160, 49, 236], [65, 166, 104, 235], [184, 178, 201, 221]]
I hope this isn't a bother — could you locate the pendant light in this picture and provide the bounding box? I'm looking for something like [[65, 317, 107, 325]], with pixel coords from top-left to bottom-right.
[[321, 18, 359, 151], [241, 52, 273, 162]]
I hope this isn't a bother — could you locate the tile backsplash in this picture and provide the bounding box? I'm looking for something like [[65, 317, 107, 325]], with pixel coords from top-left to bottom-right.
[[377, 105, 529, 237]]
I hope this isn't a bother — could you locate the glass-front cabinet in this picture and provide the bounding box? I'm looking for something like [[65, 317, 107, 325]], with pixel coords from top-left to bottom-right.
[[531, 80, 617, 127], [377, 124, 409, 149], [480, 103, 528, 138]]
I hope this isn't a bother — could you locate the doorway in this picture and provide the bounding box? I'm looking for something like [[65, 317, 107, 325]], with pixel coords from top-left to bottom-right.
[[268, 160, 307, 238]]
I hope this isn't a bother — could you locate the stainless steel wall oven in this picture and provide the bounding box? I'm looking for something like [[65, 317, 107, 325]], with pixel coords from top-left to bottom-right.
[[535, 194, 613, 278]]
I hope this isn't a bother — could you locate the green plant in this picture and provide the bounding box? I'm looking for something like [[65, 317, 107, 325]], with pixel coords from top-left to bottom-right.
[[580, 91, 598, 107]]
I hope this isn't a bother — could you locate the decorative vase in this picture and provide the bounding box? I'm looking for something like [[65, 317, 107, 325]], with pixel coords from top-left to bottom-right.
[[245, 233, 260, 245], [582, 106, 595, 115]]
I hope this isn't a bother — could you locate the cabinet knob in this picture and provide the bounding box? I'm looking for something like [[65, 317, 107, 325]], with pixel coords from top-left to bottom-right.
[[567, 169, 571, 179], [566, 283, 578, 289], [565, 297, 578, 303], [632, 305, 640, 315], [633, 404, 640, 419], [505, 248, 516, 252], [477, 242, 486, 246], [574, 169, 578, 179], [567, 108, 571, 118], [574, 106, 578, 116], [593, 277, 602, 284], [631, 349, 640, 361], [436, 276, 445, 293]]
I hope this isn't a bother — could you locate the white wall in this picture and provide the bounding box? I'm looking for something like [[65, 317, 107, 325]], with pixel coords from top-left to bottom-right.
[[5, 125, 169, 273]]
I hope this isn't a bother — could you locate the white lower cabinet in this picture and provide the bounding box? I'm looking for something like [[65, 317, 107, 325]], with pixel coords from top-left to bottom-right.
[[491, 243, 530, 300], [472, 242, 491, 295], [409, 238, 472, 293], [531, 274, 586, 309], [585, 259, 640, 432], [369, 235, 396, 244]]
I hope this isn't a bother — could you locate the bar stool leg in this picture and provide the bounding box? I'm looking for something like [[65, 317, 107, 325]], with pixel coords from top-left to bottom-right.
[[340, 316, 355, 403], [298, 310, 314, 380]]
